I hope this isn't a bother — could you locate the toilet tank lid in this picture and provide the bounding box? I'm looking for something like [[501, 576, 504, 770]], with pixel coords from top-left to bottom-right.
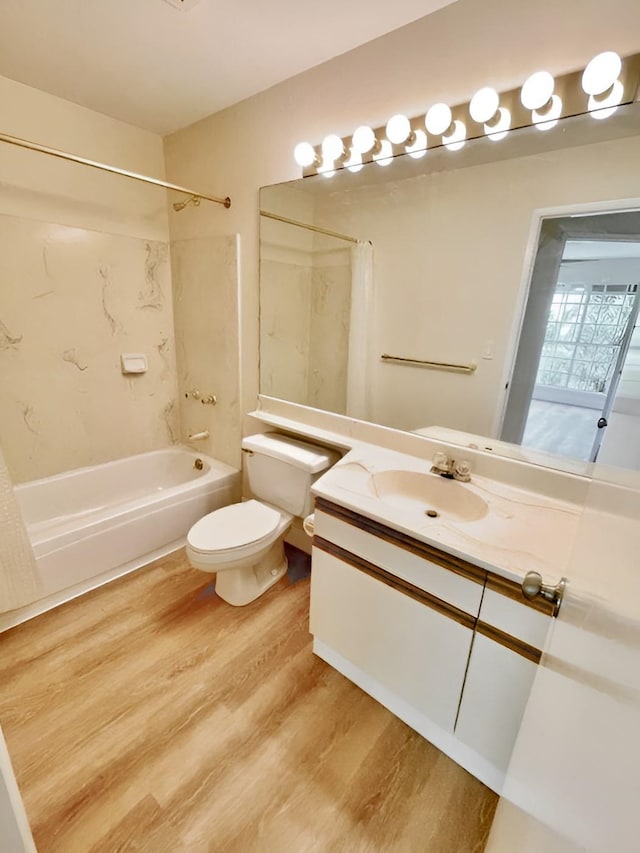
[[241, 433, 340, 473]]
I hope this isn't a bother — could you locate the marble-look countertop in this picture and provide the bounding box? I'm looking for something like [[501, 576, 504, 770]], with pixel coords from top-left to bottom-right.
[[312, 443, 582, 585]]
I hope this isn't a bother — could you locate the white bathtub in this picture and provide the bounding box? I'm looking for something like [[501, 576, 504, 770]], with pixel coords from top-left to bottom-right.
[[3, 447, 240, 631]]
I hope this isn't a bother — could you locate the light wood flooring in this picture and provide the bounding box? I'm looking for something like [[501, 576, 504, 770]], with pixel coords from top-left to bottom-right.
[[0, 549, 497, 852]]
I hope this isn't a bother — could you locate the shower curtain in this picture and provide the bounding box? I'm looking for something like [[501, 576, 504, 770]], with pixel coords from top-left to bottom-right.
[[0, 445, 41, 613], [346, 241, 374, 420]]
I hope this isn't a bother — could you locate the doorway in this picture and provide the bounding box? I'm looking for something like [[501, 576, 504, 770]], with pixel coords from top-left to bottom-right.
[[501, 211, 640, 463]]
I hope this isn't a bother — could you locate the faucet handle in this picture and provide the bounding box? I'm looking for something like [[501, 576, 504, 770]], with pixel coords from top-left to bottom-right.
[[432, 451, 449, 471], [454, 459, 471, 481]]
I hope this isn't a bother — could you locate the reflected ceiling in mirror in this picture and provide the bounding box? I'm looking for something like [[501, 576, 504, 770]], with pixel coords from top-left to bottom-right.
[[259, 103, 640, 475]]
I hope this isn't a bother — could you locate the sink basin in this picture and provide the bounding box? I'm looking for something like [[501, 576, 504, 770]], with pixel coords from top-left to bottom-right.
[[371, 470, 488, 522]]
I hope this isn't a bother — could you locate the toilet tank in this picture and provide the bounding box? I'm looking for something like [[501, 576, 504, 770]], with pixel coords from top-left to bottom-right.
[[241, 433, 340, 517]]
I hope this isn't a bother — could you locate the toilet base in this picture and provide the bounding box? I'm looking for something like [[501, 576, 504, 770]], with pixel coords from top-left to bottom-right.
[[214, 539, 288, 606]]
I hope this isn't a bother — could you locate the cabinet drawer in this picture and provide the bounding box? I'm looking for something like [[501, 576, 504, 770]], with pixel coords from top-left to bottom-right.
[[314, 510, 484, 616], [310, 547, 474, 732]]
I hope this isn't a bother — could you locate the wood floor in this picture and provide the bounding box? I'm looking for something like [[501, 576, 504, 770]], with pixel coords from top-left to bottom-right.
[[0, 549, 497, 852]]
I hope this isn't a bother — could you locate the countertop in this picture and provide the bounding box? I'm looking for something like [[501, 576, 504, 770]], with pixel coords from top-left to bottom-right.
[[312, 443, 582, 584]]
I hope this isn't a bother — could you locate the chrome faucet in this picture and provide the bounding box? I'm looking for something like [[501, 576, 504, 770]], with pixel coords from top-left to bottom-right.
[[430, 451, 471, 482]]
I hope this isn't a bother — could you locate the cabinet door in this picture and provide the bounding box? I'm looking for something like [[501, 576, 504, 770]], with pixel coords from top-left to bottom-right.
[[310, 547, 474, 732], [455, 634, 538, 775]]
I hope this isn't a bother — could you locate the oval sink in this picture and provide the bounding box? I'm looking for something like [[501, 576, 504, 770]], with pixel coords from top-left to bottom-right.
[[371, 470, 488, 522]]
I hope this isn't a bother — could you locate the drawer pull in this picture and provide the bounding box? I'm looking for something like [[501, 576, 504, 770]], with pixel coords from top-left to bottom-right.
[[521, 572, 567, 615]]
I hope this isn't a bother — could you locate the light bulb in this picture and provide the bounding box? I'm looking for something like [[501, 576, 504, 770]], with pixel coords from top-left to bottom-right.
[[406, 129, 427, 159], [486, 107, 511, 141], [352, 125, 377, 154], [317, 159, 336, 178], [386, 113, 412, 145], [425, 103, 453, 136], [582, 51, 622, 96], [372, 139, 393, 166], [442, 120, 466, 151], [532, 94, 563, 131], [293, 141, 317, 168], [469, 87, 499, 124], [588, 80, 624, 120], [343, 148, 364, 172], [321, 134, 345, 162], [521, 71, 555, 110]]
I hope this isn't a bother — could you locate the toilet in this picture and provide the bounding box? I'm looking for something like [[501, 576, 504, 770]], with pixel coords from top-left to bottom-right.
[[186, 433, 340, 606]]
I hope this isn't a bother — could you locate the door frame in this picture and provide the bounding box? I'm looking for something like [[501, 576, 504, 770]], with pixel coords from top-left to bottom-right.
[[493, 196, 640, 441]]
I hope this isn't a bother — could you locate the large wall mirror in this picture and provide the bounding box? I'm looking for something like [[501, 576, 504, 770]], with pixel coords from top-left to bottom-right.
[[259, 103, 640, 475]]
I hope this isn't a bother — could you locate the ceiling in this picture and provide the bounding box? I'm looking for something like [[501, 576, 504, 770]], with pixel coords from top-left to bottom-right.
[[0, 0, 458, 135]]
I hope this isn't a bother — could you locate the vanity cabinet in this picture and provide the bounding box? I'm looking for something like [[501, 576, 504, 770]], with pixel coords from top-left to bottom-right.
[[311, 547, 475, 731], [310, 497, 555, 792]]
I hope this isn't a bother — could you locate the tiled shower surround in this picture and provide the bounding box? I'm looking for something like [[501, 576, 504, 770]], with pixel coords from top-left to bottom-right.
[[0, 214, 179, 483]]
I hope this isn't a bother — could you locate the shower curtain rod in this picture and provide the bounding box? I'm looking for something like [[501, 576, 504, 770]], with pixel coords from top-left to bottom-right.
[[0, 132, 231, 209], [260, 209, 360, 244]]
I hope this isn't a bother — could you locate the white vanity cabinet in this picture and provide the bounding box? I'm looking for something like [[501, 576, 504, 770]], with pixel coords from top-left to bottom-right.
[[311, 547, 476, 732], [310, 498, 555, 793]]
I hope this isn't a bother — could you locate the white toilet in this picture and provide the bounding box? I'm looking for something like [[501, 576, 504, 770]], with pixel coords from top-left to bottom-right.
[[186, 433, 339, 606]]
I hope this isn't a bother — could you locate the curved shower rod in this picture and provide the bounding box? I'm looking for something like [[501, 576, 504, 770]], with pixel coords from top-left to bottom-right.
[[0, 132, 231, 209]]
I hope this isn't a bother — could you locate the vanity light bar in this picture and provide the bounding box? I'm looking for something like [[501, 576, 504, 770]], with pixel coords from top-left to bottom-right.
[[293, 50, 640, 175]]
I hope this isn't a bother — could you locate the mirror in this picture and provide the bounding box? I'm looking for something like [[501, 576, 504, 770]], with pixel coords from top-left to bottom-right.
[[259, 103, 640, 474]]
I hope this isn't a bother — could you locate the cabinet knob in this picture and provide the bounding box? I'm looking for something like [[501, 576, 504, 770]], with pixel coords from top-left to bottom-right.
[[521, 572, 567, 615]]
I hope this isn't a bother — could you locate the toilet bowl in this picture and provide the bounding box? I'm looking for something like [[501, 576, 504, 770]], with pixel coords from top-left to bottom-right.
[[185, 433, 340, 606], [186, 499, 293, 606]]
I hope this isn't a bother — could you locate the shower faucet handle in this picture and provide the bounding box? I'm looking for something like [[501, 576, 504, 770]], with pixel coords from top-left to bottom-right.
[[201, 395, 217, 406], [185, 389, 201, 400]]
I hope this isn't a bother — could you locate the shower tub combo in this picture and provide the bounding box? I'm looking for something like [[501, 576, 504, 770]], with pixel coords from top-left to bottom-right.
[[3, 447, 239, 632]]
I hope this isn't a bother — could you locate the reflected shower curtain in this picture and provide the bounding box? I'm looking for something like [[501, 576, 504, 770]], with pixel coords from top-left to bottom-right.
[[0, 445, 40, 613], [346, 241, 374, 420]]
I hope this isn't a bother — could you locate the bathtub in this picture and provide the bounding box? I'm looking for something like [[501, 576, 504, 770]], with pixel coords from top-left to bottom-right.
[[3, 447, 240, 631]]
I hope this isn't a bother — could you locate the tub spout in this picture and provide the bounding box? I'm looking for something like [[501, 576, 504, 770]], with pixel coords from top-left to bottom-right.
[[188, 430, 210, 441]]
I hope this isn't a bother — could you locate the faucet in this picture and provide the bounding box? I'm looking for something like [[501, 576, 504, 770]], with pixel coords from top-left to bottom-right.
[[188, 430, 210, 441], [430, 451, 471, 482]]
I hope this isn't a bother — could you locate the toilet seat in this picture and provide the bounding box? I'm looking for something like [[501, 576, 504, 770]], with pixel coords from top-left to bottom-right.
[[187, 499, 283, 560]]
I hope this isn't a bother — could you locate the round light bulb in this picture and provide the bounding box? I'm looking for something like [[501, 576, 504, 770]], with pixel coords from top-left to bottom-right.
[[351, 125, 377, 154], [317, 159, 336, 178], [469, 87, 500, 123], [293, 141, 317, 168], [521, 71, 555, 110], [425, 103, 452, 136], [532, 94, 563, 131], [321, 134, 345, 162], [581, 51, 622, 96], [486, 107, 511, 141], [344, 148, 364, 173], [386, 113, 412, 145], [372, 139, 393, 166], [406, 129, 427, 159], [588, 80, 624, 120], [442, 120, 466, 151]]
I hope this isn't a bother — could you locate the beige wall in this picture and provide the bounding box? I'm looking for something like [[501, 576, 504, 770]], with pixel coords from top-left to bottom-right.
[[163, 0, 640, 436], [0, 76, 178, 482], [0, 75, 169, 241]]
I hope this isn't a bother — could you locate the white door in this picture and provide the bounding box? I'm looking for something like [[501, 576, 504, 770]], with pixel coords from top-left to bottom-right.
[[485, 471, 640, 852]]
